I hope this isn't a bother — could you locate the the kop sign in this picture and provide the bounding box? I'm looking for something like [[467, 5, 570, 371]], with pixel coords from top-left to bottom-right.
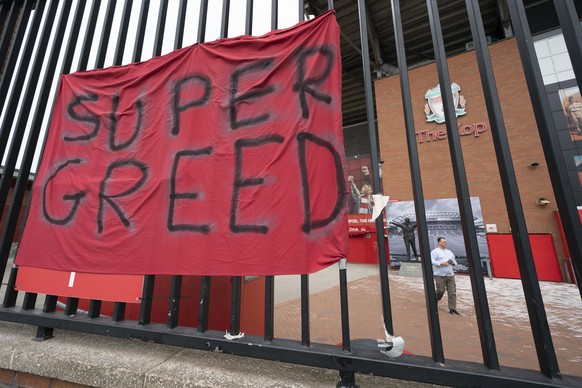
[[417, 83, 487, 144]]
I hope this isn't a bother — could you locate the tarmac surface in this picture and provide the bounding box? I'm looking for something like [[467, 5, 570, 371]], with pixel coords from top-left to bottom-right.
[[1, 258, 581, 387]]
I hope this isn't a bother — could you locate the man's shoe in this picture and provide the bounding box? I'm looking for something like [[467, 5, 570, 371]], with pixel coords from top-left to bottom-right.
[[449, 309, 460, 316]]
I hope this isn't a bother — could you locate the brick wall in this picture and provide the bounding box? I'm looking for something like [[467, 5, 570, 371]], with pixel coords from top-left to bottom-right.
[[375, 38, 566, 272], [0, 367, 88, 388]]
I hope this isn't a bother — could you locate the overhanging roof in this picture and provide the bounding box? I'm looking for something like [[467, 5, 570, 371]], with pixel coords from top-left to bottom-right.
[[306, 0, 582, 128]]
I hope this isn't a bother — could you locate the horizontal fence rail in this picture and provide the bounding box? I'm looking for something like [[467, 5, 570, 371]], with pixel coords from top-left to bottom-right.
[[0, 1, 581, 387]]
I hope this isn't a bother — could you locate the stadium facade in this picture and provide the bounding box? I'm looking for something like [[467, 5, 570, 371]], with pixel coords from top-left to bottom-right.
[[375, 31, 579, 281]]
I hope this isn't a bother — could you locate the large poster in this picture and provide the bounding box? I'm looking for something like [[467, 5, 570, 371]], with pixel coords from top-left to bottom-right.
[[385, 197, 489, 273], [15, 11, 348, 276], [559, 86, 582, 141]]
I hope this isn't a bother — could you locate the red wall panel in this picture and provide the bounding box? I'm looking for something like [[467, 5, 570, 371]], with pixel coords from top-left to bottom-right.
[[486, 234, 562, 282]]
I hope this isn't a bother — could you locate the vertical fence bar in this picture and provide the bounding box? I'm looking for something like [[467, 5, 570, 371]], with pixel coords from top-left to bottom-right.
[[221, 0, 242, 337], [261, 0, 275, 344], [142, 0, 171, 326], [337, 260, 354, 388], [78, 0, 103, 71], [139, 275, 155, 324], [300, 274, 310, 346], [35, 295, 57, 340], [114, 0, 133, 65], [467, 0, 557, 371], [0, 2, 9, 36], [271, 0, 277, 30], [167, 1, 189, 330], [425, 0, 499, 369], [95, 0, 117, 69], [63, 0, 113, 315], [168, 275, 182, 328], [0, 0, 59, 227], [197, 0, 211, 333], [0, 1, 58, 311], [108, 0, 133, 322], [0, 0, 88, 313], [91, 0, 124, 321], [0, 0, 29, 81], [62, 0, 87, 77], [0, 0, 44, 161], [330, 1, 352, 385], [153, 0, 168, 57], [506, 0, 567, 379], [220, 0, 230, 39], [299, 0, 303, 22], [174, 0, 187, 50], [133, 0, 167, 325], [356, 0, 393, 334], [88, 300, 102, 318], [245, 0, 253, 35], [133, 0, 150, 62], [64, 298, 80, 316], [22, 292, 37, 310], [112, 302, 126, 322], [552, 0, 582, 292], [197, 276, 210, 332], [197, 0, 208, 44], [2, 266, 17, 307], [338, 259, 350, 351], [390, 0, 444, 364], [229, 276, 242, 335], [264, 276, 274, 341]]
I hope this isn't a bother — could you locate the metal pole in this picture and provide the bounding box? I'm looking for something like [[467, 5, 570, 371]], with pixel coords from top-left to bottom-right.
[[114, 0, 133, 65], [166, 0, 190, 332], [551, 0, 582, 291], [229, 276, 242, 335], [220, 0, 230, 39], [197, 0, 209, 43], [175, 0, 187, 50], [78, 0, 103, 71], [264, 276, 274, 341], [0, 0, 33, 99], [245, 0, 253, 35], [390, 0, 444, 364], [301, 274, 310, 346], [0, 0, 43, 161], [0, 0, 59, 224], [271, 0, 277, 30], [356, 0, 393, 334], [167, 275, 182, 329], [132, 0, 150, 62], [338, 259, 351, 352], [506, 0, 569, 379], [153, 0, 168, 57], [196, 0, 211, 333], [465, 0, 549, 371], [95, 0, 117, 69], [426, 0, 499, 369]]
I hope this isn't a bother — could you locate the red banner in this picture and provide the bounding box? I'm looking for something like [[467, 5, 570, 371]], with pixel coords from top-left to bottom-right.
[[15, 11, 347, 276]]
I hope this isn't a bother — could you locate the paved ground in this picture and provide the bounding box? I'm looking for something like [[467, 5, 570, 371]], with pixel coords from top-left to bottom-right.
[[1, 256, 581, 386], [275, 263, 582, 377]]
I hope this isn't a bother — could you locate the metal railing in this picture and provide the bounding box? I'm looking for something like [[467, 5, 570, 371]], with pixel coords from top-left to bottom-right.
[[0, 1, 581, 387]]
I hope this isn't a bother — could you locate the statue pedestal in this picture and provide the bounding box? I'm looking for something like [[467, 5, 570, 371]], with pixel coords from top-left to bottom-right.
[[399, 262, 423, 278]]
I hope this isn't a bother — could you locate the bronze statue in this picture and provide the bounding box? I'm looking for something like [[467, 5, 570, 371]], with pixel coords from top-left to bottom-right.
[[390, 218, 418, 260]]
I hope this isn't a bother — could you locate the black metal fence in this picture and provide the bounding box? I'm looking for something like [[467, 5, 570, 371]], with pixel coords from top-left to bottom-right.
[[0, 1, 581, 387]]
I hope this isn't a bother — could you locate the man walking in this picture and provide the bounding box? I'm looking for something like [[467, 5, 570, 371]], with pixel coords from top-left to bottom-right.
[[431, 237, 460, 315]]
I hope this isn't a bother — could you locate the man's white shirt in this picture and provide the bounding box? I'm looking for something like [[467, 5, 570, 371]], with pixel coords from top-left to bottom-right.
[[431, 247, 456, 276]]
